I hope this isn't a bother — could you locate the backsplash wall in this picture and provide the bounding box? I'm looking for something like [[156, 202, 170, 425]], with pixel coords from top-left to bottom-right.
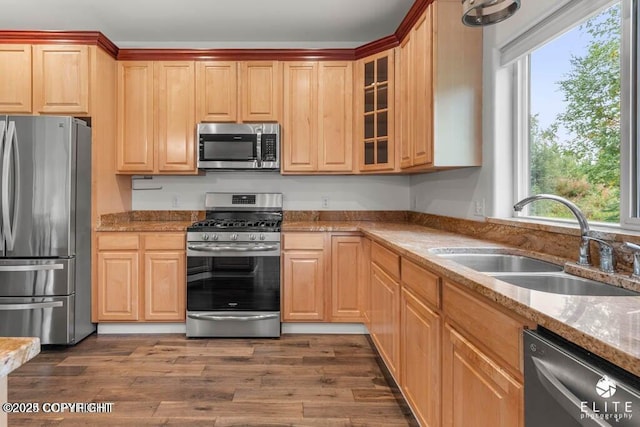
[[131, 173, 411, 211]]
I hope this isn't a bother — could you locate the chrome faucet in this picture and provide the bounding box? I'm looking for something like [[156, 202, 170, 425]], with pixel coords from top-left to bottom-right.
[[513, 194, 591, 266]]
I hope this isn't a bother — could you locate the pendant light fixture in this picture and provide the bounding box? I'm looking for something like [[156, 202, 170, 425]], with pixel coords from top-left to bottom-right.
[[462, 0, 520, 26]]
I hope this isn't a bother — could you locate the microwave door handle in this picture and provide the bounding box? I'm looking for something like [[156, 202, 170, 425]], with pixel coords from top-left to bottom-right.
[[255, 128, 262, 168]]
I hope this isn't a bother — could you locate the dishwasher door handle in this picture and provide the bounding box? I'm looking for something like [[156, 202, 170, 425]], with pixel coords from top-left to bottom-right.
[[531, 357, 611, 427]]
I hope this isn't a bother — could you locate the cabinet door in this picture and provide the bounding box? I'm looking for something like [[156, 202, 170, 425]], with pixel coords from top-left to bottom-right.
[[401, 288, 441, 427], [357, 51, 395, 172], [0, 44, 31, 113], [370, 263, 400, 380], [442, 324, 523, 427], [318, 62, 353, 172], [330, 235, 363, 321], [116, 61, 155, 173], [282, 62, 318, 172], [282, 250, 325, 321], [32, 45, 89, 114], [155, 61, 196, 173], [240, 61, 281, 122], [97, 252, 139, 321], [411, 8, 433, 167], [144, 251, 185, 321], [361, 238, 372, 327], [196, 61, 237, 122]]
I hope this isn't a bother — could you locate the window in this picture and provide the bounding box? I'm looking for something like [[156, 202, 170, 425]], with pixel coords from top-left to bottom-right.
[[515, 2, 625, 225]]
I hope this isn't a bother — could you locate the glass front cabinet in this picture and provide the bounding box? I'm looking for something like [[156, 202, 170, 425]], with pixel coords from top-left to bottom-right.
[[356, 50, 395, 172]]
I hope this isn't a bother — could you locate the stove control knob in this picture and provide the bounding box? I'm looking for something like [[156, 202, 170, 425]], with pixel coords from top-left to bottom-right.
[[259, 234, 266, 241], [202, 234, 210, 241], [212, 234, 219, 241], [231, 233, 238, 241], [250, 234, 257, 240]]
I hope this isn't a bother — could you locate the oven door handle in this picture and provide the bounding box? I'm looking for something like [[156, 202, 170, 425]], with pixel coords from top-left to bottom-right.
[[187, 244, 279, 252], [187, 313, 279, 322]]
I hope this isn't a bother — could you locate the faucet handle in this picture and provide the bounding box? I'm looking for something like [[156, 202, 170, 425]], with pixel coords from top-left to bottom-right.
[[585, 237, 615, 273], [624, 242, 640, 278]]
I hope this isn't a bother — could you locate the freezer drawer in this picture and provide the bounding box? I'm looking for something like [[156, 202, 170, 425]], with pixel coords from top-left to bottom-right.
[[0, 295, 74, 344], [0, 258, 74, 296]]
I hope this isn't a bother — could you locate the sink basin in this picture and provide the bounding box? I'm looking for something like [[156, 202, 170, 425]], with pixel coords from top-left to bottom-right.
[[434, 252, 563, 273], [491, 273, 640, 296]]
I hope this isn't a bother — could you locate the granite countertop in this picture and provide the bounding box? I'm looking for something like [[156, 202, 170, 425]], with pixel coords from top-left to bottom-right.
[[96, 211, 203, 232], [0, 338, 40, 377], [285, 221, 640, 377]]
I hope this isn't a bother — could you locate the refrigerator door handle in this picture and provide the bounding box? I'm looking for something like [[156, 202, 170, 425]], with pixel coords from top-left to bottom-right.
[[0, 119, 5, 248], [2, 121, 19, 251], [0, 301, 64, 310], [0, 263, 64, 272]]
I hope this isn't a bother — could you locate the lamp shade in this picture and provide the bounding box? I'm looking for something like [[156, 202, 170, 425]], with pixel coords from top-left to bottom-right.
[[462, 0, 520, 26]]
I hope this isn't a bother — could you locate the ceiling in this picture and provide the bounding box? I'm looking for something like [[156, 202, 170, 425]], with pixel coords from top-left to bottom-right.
[[0, 0, 415, 49]]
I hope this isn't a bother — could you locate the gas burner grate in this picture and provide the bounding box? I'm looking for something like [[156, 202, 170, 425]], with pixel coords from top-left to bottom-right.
[[189, 218, 282, 231]]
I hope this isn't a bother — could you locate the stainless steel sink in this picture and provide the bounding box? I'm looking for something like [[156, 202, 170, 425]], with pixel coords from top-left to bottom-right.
[[491, 272, 639, 296], [434, 252, 563, 273]]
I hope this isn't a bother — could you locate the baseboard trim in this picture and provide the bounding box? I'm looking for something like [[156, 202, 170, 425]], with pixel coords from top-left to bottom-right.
[[97, 323, 187, 334], [281, 323, 369, 334]]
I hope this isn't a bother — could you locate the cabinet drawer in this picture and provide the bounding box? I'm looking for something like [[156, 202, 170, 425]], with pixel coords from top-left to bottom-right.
[[283, 233, 325, 250], [401, 258, 440, 309], [144, 233, 185, 251], [371, 242, 400, 280], [443, 281, 532, 374], [97, 233, 140, 251]]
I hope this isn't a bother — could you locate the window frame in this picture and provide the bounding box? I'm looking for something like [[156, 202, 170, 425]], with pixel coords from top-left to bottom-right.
[[511, 0, 637, 231]]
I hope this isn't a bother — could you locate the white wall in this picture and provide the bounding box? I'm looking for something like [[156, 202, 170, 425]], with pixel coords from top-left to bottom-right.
[[132, 173, 411, 211], [410, 0, 571, 220]]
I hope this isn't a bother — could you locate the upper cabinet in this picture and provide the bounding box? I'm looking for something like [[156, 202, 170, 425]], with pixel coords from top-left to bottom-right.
[[399, 0, 482, 172], [355, 50, 395, 172], [116, 61, 197, 174], [0, 44, 90, 115], [282, 61, 353, 173], [196, 61, 281, 123]]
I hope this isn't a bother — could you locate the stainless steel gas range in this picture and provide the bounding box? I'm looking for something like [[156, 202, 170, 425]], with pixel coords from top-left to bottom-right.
[[185, 192, 282, 338]]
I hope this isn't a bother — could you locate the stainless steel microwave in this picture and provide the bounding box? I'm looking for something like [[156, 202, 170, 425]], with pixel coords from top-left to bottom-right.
[[197, 123, 280, 170]]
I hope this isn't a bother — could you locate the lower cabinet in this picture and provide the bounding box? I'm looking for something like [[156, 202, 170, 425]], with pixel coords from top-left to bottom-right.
[[96, 232, 185, 322], [282, 232, 367, 322], [442, 324, 523, 427], [401, 287, 441, 427], [370, 262, 401, 380]]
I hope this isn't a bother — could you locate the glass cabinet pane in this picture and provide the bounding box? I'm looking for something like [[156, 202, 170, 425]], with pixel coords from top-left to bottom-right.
[[377, 57, 388, 83], [365, 142, 375, 165], [365, 114, 375, 139], [365, 62, 375, 86], [377, 112, 387, 138], [377, 140, 388, 164], [377, 84, 388, 110], [365, 88, 375, 113]]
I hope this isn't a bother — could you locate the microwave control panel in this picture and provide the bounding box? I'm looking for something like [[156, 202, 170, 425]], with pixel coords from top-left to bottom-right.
[[262, 134, 278, 161]]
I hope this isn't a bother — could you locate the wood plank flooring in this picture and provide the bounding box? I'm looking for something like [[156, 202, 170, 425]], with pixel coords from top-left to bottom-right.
[[7, 334, 418, 426]]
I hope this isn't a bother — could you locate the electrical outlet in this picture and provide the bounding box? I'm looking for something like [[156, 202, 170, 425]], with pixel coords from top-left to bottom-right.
[[473, 198, 485, 217], [171, 195, 180, 208], [321, 196, 330, 209]]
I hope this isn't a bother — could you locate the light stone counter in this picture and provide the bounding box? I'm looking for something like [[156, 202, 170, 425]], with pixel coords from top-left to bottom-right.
[[0, 337, 40, 427], [284, 221, 640, 377]]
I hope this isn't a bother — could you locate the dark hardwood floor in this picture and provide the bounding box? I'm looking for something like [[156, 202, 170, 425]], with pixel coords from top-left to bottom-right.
[[7, 334, 418, 426]]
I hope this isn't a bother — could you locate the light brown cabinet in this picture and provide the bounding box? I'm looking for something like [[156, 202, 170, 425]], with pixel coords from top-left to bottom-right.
[[0, 44, 90, 115], [282, 232, 366, 322], [282, 233, 326, 321], [398, 0, 482, 171], [96, 233, 185, 322], [370, 262, 401, 381], [282, 61, 353, 173], [196, 61, 281, 123], [116, 61, 196, 174], [0, 44, 32, 113], [355, 50, 395, 172]]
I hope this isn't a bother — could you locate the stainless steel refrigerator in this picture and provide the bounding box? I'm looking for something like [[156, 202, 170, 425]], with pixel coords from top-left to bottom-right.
[[0, 116, 94, 344]]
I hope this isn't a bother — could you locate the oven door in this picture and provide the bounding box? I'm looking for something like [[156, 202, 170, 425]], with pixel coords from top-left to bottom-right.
[[186, 243, 280, 337]]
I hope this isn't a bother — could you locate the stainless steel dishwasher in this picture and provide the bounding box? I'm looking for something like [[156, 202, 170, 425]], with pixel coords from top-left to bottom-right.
[[524, 329, 640, 426]]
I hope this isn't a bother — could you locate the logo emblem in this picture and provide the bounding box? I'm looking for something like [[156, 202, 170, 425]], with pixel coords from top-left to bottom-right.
[[596, 376, 617, 398]]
